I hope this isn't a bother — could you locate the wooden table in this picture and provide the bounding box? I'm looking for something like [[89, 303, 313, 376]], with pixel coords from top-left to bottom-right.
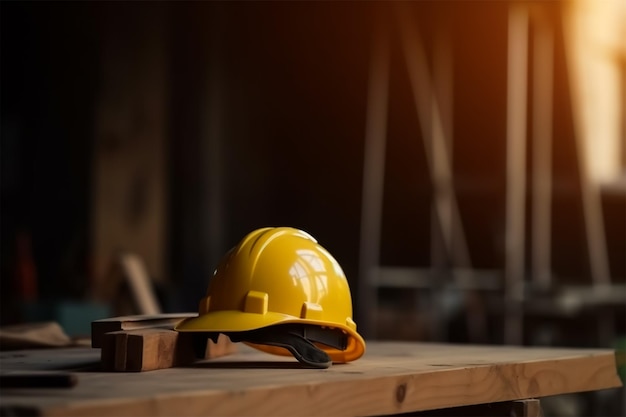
[[0, 342, 621, 416]]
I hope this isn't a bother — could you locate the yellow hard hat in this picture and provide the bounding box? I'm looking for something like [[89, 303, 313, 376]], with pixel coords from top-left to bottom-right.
[[175, 227, 366, 368]]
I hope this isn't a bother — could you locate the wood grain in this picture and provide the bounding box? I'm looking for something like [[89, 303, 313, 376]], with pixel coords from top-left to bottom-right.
[[0, 342, 621, 416]]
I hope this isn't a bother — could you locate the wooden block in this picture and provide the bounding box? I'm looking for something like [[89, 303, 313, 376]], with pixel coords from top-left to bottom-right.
[[101, 329, 235, 372], [126, 329, 184, 371], [206, 334, 238, 359], [91, 313, 197, 348], [100, 330, 116, 371], [114, 331, 128, 371], [515, 399, 544, 417]]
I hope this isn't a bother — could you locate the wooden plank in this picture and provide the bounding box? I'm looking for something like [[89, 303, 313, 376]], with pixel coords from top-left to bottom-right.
[[0, 322, 73, 349], [0, 342, 621, 416], [91, 313, 197, 348], [0, 373, 78, 389], [395, 2, 473, 273], [100, 329, 236, 372], [118, 253, 161, 315]]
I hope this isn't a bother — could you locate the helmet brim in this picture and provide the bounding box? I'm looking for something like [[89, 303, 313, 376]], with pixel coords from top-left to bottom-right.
[[175, 310, 365, 363]]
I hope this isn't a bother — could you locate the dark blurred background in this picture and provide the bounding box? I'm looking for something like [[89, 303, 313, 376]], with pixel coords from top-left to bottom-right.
[[2, 1, 625, 413], [1, 0, 625, 366]]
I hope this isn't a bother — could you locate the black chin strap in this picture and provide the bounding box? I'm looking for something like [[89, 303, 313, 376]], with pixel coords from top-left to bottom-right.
[[193, 324, 348, 369], [235, 330, 332, 368]]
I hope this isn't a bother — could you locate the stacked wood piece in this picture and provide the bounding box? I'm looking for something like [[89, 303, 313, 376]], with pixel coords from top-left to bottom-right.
[[92, 313, 236, 372]]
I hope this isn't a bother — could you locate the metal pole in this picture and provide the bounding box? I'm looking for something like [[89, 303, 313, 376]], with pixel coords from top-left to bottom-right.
[[358, 17, 390, 339], [531, 19, 554, 291]]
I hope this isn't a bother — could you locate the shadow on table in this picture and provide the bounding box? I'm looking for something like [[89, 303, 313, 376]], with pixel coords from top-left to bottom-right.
[[186, 360, 349, 370]]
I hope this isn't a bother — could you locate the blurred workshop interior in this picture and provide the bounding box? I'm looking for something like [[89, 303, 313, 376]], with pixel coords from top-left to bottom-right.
[[1, 1, 625, 412]]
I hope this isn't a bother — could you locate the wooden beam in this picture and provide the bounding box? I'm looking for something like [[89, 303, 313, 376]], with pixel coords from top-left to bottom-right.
[[505, 3, 529, 345], [91, 313, 197, 348], [531, 17, 554, 291], [394, 3, 473, 274], [358, 14, 390, 339]]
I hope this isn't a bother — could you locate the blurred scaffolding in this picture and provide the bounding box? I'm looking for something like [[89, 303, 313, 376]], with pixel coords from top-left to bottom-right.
[[358, 0, 626, 348]]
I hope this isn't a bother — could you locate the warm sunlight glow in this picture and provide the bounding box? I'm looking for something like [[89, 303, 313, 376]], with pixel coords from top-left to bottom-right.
[[565, 0, 626, 185]]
